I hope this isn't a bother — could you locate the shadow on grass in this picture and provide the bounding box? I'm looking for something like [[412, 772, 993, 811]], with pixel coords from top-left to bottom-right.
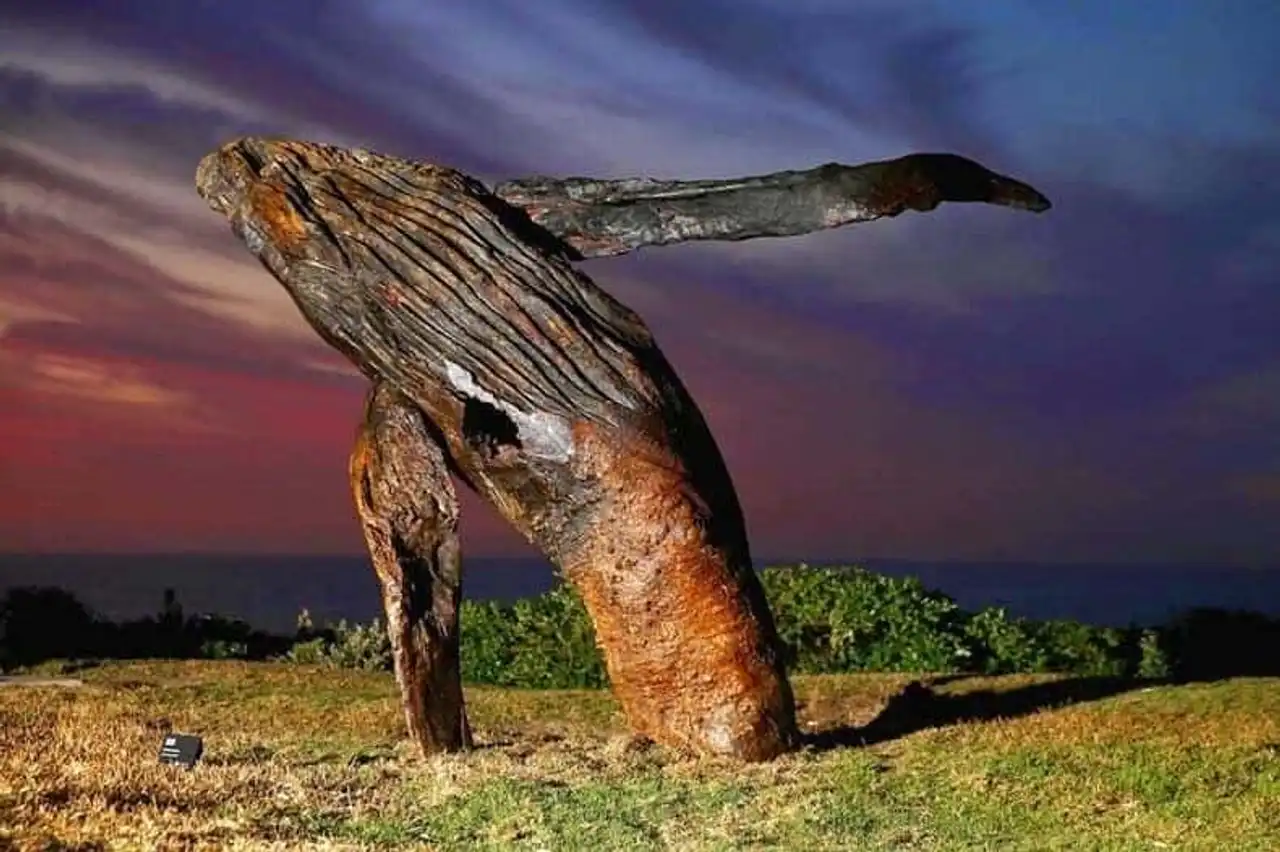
[[804, 675, 1156, 750], [803, 605, 1280, 751]]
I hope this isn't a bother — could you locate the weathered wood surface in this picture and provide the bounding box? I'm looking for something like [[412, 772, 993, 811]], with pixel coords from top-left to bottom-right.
[[494, 152, 1049, 259], [350, 383, 471, 754], [195, 138, 1048, 761]]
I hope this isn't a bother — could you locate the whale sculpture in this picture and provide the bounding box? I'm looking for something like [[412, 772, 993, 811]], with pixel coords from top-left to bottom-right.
[[196, 139, 1049, 761]]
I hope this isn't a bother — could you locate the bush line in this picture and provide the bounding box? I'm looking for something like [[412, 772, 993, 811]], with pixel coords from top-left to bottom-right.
[[6, 564, 1279, 684]]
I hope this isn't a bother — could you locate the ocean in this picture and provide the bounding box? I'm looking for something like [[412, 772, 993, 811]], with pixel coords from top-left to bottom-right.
[[1, 554, 1278, 634]]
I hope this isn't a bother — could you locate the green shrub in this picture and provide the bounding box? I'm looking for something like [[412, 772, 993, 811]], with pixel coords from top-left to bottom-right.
[[200, 639, 249, 660], [281, 586, 607, 687], [1028, 619, 1128, 677], [759, 565, 971, 674], [0, 586, 98, 667], [459, 599, 519, 685], [283, 637, 331, 666], [1137, 628, 1171, 679], [1158, 607, 1280, 679], [963, 606, 1054, 674], [281, 618, 392, 672], [461, 584, 606, 688]]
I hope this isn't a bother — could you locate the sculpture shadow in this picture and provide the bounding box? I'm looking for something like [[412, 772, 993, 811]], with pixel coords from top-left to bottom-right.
[[803, 604, 1280, 752], [804, 675, 1148, 751]]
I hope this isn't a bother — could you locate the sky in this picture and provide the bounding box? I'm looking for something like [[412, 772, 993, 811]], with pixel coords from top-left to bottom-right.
[[1, 0, 1278, 565]]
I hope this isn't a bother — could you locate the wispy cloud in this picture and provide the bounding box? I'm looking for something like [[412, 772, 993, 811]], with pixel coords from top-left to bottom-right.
[[1, 0, 1278, 561], [19, 353, 189, 408], [0, 32, 268, 121]]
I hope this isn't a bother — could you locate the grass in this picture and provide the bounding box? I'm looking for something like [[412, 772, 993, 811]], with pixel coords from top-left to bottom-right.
[[1, 662, 1278, 850]]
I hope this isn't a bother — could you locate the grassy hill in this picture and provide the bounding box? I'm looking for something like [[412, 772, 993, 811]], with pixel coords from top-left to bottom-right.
[[2, 661, 1277, 850]]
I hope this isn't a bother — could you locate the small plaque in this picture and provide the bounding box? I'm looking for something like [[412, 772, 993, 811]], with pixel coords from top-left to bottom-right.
[[158, 733, 203, 769]]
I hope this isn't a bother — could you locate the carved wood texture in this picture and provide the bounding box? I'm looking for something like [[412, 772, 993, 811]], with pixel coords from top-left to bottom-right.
[[196, 138, 1048, 760]]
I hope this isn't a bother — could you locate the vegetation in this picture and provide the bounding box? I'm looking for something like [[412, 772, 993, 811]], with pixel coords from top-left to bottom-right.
[[0, 585, 292, 673], [3, 565, 1279, 848], [4, 565, 1279, 685], [2, 661, 1277, 850]]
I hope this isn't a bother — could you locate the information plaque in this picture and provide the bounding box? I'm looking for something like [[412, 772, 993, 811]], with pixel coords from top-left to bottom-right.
[[158, 733, 203, 769]]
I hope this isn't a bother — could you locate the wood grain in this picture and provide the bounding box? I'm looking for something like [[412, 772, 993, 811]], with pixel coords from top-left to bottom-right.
[[196, 137, 1049, 760]]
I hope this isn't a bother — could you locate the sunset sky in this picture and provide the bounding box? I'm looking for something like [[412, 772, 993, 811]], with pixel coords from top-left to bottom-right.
[[2, 1, 1278, 564]]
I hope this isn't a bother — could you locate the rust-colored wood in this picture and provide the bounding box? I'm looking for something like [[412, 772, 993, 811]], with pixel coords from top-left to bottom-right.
[[195, 138, 1048, 760], [350, 383, 471, 755]]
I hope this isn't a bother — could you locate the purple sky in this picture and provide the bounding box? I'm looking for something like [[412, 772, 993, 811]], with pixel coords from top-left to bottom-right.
[[1, 0, 1278, 564]]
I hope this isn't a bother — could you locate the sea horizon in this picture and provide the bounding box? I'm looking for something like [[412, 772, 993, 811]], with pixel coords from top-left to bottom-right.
[[2, 552, 1278, 636]]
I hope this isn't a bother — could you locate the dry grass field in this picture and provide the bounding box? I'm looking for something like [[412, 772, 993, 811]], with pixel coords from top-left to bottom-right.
[[2, 661, 1278, 850]]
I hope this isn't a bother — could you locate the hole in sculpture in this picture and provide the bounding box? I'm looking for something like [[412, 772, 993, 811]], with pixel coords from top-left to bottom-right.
[[461, 397, 522, 459]]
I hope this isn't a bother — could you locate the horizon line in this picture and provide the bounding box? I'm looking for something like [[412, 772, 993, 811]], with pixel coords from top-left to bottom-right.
[[1, 552, 1276, 571]]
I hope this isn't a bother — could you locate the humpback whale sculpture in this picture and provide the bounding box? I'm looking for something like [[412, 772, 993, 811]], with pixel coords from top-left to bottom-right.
[[196, 140, 1049, 761]]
